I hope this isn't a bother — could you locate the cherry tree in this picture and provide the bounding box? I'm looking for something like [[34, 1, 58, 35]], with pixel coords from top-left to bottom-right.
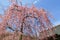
[[0, 0, 56, 40]]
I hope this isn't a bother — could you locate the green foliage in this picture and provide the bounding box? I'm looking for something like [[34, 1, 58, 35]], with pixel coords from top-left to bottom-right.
[[54, 25, 60, 34]]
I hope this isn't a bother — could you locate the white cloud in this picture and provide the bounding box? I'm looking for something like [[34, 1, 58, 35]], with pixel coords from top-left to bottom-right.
[[53, 21, 60, 26], [33, 0, 39, 4]]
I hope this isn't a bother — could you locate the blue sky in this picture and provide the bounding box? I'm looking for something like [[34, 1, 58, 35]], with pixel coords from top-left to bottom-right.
[[0, 0, 60, 26], [34, 0, 60, 26]]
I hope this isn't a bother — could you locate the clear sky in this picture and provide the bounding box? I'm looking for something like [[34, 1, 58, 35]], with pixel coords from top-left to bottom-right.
[[34, 0, 60, 26], [0, 0, 60, 26]]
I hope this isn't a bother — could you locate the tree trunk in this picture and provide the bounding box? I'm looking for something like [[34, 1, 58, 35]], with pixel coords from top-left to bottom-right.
[[19, 18, 24, 40]]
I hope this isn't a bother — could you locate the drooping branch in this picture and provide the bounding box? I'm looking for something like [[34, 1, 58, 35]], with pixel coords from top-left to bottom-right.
[[0, 1, 56, 40]]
